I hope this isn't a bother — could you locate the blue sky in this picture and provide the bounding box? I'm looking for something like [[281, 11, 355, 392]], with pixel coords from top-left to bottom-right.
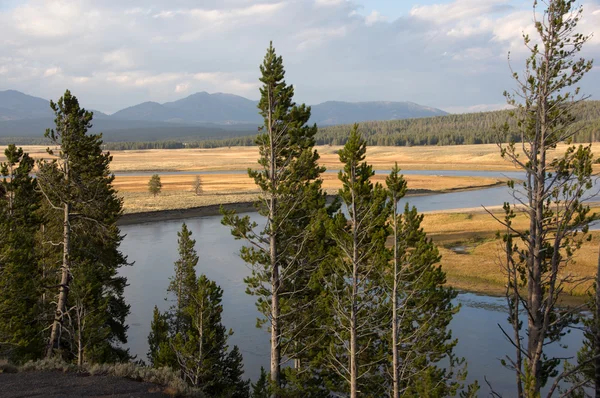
[[0, 0, 598, 114]]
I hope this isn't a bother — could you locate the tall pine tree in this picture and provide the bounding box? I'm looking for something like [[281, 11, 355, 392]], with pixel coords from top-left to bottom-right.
[[493, 1, 596, 396], [37, 90, 130, 364], [323, 124, 390, 397], [221, 42, 328, 395], [386, 164, 465, 397]]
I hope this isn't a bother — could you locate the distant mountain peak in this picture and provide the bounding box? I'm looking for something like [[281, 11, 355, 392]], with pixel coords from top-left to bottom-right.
[[0, 89, 447, 130]]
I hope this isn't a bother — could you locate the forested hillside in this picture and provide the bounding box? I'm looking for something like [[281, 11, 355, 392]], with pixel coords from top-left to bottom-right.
[[99, 100, 600, 150], [315, 100, 600, 146]]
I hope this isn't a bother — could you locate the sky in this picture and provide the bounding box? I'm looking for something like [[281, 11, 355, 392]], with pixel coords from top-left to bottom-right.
[[0, 0, 599, 114]]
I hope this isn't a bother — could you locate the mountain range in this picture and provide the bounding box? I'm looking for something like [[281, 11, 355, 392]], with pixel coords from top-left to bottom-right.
[[0, 90, 447, 142]]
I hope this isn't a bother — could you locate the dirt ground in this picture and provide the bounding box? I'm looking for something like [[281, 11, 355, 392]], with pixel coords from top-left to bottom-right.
[[0, 371, 170, 397]]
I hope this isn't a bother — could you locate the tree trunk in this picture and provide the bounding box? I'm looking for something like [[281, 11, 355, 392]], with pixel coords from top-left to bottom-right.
[[77, 305, 83, 367], [594, 241, 600, 398], [46, 201, 71, 357], [268, 98, 281, 397], [350, 183, 358, 398], [271, 248, 280, 398], [392, 199, 400, 398]]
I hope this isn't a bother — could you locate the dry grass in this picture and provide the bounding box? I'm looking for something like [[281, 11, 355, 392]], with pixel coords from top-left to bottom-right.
[[120, 191, 259, 214], [420, 209, 600, 296], [113, 173, 503, 193], [3, 143, 596, 172], [115, 173, 503, 214]]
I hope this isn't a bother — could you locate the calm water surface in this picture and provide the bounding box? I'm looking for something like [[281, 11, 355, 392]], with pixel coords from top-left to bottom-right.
[[119, 182, 591, 395]]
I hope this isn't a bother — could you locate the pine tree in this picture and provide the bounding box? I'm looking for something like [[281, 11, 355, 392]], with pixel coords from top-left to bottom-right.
[[168, 223, 199, 332], [148, 174, 162, 197], [323, 124, 390, 397], [386, 164, 464, 396], [147, 306, 176, 368], [0, 145, 43, 362], [493, 1, 596, 396], [37, 90, 130, 364], [221, 42, 327, 395], [149, 223, 249, 396]]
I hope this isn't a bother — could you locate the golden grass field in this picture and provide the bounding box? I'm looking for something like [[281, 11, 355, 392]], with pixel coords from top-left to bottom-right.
[[422, 209, 600, 297], [3, 143, 596, 172], [115, 173, 504, 213]]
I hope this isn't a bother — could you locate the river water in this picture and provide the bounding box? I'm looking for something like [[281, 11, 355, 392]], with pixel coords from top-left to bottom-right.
[[119, 171, 599, 395]]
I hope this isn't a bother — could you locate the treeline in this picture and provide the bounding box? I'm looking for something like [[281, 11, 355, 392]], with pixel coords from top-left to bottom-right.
[[99, 100, 600, 150], [102, 136, 256, 150], [315, 100, 600, 146]]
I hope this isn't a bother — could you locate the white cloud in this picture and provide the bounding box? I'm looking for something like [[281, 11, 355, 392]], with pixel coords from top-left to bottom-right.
[[410, 0, 510, 23], [103, 50, 135, 69], [295, 26, 347, 50], [444, 103, 513, 114], [365, 11, 387, 26], [11, 0, 98, 38], [314, 0, 345, 7], [44, 67, 61, 77], [72, 76, 90, 84], [175, 82, 190, 93]]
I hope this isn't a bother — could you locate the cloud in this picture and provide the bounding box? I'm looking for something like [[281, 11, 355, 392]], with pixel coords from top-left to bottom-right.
[[365, 11, 387, 26], [410, 0, 511, 23], [44, 67, 61, 77], [444, 103, 514, 114], [175, 82, 190, 93], [0, 0, 598, 114], [314, 0, 345, 7], [11, 0, 99, 38], [103, 50, 135, 69]]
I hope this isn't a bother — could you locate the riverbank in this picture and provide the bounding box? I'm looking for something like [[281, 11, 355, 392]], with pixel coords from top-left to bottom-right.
[[117, 174, 507, 215], [118, 181, 506, 225]]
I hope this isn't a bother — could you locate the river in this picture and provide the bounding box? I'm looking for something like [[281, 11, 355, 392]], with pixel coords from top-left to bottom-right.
[[119, 175, 598, 395]]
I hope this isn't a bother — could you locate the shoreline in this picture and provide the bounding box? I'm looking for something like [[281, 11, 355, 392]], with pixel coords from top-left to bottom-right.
[[118, 182, 506, 226]]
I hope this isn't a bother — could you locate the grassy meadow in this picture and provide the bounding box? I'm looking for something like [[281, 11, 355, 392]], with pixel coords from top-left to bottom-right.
[[421, 209, 600, 297], [3, 143, 596, 172]]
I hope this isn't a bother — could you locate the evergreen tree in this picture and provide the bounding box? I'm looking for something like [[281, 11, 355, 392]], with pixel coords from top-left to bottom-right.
[[149, 223, 249, 396], [147, 306, 175, 368], [252, 367, 270, 398], [0, 145, 43, 362], [221, 41, 328, 395], [493, 1, 596, 396], [323, 124, 390, 397], [168, 223, 199, 332], [148, 174, 162, 197], [386, 164, 465, 397], [37, 90, 130, 364]]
